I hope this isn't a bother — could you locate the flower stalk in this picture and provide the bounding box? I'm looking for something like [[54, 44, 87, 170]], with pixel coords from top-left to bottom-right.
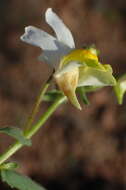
[[24, 73, 53, 132]]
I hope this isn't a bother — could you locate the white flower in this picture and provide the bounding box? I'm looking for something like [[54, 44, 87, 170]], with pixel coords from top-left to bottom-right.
[[21, 8, 116, 110], [21, 8, 75, 69]]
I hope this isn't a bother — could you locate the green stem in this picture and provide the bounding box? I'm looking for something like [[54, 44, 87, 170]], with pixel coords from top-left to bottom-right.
[[24, 82, 50, 132], [0, 95, 66, 165]]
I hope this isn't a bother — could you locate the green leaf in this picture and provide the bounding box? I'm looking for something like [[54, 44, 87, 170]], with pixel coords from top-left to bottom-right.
[[114, 74, 126, 104], [1, 170, 46, 190], [0, 162, 18, 170], [78, 65, 116, 87], [0, 127, 31, 146]]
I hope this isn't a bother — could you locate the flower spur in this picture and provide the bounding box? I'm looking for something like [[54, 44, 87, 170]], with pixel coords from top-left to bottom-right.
[[21, 8, 116, 110]]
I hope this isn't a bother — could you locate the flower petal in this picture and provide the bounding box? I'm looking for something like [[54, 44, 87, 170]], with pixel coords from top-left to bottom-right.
[[45, 8, 75, 48], [54, 62, 81, 109], [78, 65, 116, 87], [21, 26, 71, 68], [38, 45, 72, 68], [55, 61, 80, 76], [21, 26, 58, 50]]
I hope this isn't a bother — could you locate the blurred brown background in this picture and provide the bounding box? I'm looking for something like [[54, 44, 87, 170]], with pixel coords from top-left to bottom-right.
[[0, 0, 126, 189]]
